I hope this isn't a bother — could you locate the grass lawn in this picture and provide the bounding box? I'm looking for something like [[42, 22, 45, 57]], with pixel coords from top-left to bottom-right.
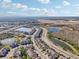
[[23, 55, 32, 59]]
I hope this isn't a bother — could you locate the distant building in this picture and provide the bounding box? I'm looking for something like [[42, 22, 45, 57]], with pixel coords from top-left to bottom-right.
[[11, 42, 18, 48], [20, 38, 32, 45], [1, 38, 18, 48], [1, 38, 16, 45], [13, 49, 21, 58]]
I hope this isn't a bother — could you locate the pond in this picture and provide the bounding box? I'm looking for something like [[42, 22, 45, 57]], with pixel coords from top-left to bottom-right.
[[48, 27, 62, 32]]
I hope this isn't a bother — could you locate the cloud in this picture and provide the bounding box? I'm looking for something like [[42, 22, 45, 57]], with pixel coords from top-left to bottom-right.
[[29, 8, 40, 12], [3, 0, 12, 2], [1, 0, 28, 10], [7, 11, 16, 14], [0, 0, 55, 16], [55, 6, 61, 9], [37, 0, 50, 4], [55, 1, 70, 9], [63, 0, 70, 6], [13, 3, 28, 10], [25, 8, 56, 16], [38, 9, 56, 16]]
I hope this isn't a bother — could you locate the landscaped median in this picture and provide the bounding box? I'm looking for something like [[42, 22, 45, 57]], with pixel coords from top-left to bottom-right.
[[19, 47, 32, 59], [47, 32, 79, 56]]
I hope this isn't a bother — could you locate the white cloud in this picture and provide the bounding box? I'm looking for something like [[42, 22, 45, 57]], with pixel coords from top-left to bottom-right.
[[23, 8, 56, 16], [13, 3, 28, 9], [3, 0, 12, 2], [63, 1, 70, 6], [55, 1, 70, 9], [0, 0, 55, 16], [37, 0, 50, 4], [37, 9, 56, 16], [7, 11, 16, 14], [1, 0, 28, 10], [45, 9, 56, 16], [1, 0, 11, 8], [29, 8, 40, 11]]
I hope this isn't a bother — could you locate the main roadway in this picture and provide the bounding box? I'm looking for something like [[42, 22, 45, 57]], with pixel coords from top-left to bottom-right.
[[31, 28, 49, 59]]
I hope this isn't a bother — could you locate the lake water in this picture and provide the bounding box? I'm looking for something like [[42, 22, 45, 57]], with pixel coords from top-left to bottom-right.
[[48, 27, 62, 32]]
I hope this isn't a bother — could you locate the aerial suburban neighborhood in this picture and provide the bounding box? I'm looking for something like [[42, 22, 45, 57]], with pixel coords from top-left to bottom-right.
[[0, 0, 79, 59], [0, 19, 79, 59]]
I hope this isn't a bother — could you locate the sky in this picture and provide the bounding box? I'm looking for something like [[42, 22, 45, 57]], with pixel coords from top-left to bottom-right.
[[0, 0, 79, 17]]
